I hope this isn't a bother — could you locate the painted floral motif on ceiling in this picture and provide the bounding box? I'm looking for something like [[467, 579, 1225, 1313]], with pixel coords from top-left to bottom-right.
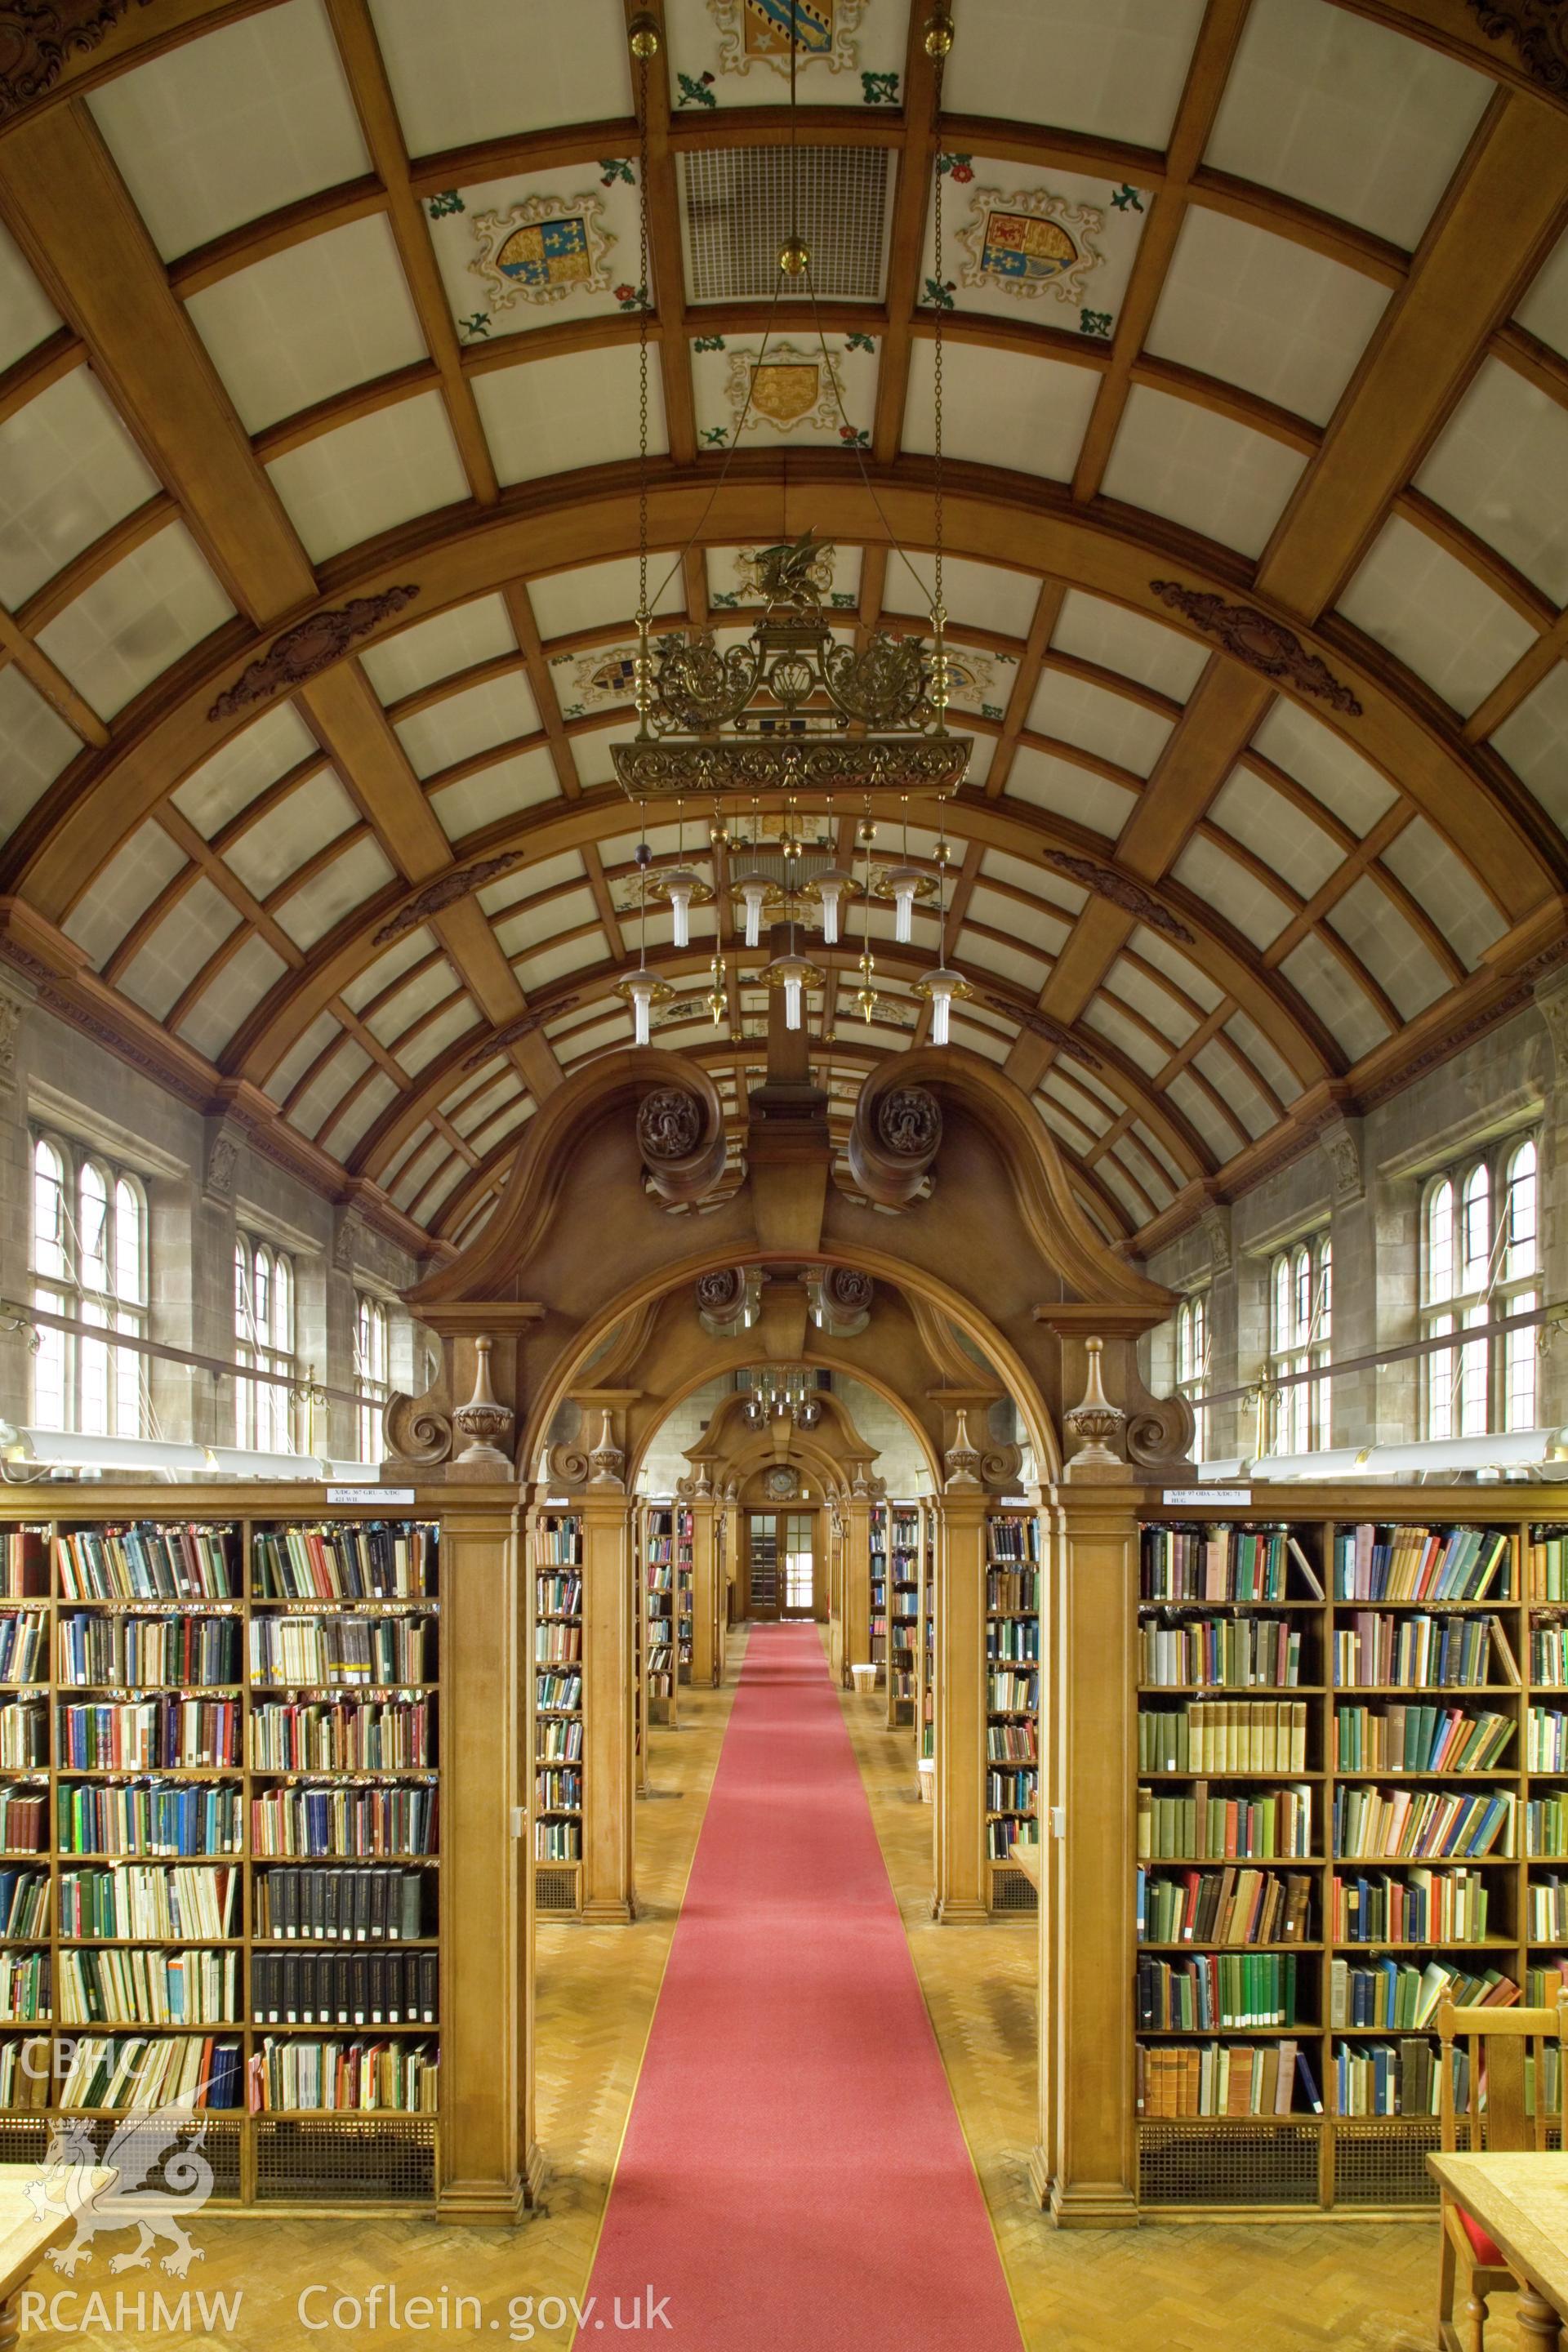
[[926, 156, 1150, 337], [666, 0, 904, 108]]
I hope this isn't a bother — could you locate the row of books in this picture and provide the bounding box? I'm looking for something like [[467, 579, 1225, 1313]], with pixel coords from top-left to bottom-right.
[[1137, 1867, 1313, 1948], [0, 1951, 47, 2017], [1333, 1786, 1513, 1860], [1532, 1627, 1568, 1685], [1334, 2039, 1468, 2117], [252, 1949, 436, 2026], [251, 1785, 436, 1857], [60, 1864, 238, 1940], [1332, 1614, 1506, 1690], [535, 1820, 581, 1861], [56, 1699, 242, 1771], [535, 1627, 581, 1664], [60, 2032, 243, 2110], [1529, 1530, 1568, 1601], [537, 1719, 582, 1762], [1136, 1952, 1302, 2030], [56, 1526, 239, 1603], [536, 1575, 581, 1615], [985, 1623, 1039, 1664], [1333, 1526, 1508, 1606], [0, 1868, 49, 1938], [1528, 1708, 1568, 1771], [1140, 1526, 1300, 1604], [1138, 1700, 1310, 1775], [987, 1517, 1040, 1564], [987, 1672, 1037, 1713], [537, 1672, 582, 1713], [0, 1792, 45, 1852], [251, 1525, 436, 1602], [254, 1865, 427, 1941], [247, 2038, 437, 2113], [1140, 1618, 1301, 1690], [0, 1613, 46, 1683], [59, 1613, 240, 1688], [1138, 1785, 1313, 1862], [58, 1948, 238, 2027], [986, 1572, 1038, 1612], [986, 1820, 1037, 1859], [58, 1784, 242, 1857], [1528, 1877, 1568, 1939], [987, 1722, 1036, 1762], [1333, 1705, 1514, 1775], [0, 1706, 44, 1769], [247, 1701, 433, 1772], [1138, 2037, 1318, 2117], [248, 1617, 432, 1686], [533, 1520, 581, 1568], [535, 1769, 581, 1813], [1328, 1956, 1517, 2031], [1332, 1869, 1491, 1946], [986, 1768, 1036, 1814]]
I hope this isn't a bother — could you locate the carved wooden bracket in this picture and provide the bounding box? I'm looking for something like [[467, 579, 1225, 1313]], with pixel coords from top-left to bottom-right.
[[638, 1080, 728, 1205], [847, 1070, 942, 1208]]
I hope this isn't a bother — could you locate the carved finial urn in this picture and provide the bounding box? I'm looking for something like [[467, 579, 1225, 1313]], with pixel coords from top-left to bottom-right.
[[943, 1407, 982, 1489], [452, 1336, 514, 1469], [588, 1408, 626, 1489], [1063, 1336, 1126, 1470]]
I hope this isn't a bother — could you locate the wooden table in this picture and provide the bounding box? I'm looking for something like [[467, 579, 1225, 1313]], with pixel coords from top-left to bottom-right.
[[1428, 2152, 1568, 2349], [0, 2162, 114, 2349], [1010, 1838, 1043, 1891]]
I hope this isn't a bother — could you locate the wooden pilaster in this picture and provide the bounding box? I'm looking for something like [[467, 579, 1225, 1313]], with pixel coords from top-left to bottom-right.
[[932, 1490, 988, 1926], [842, 1493, 872, 1686], [437, 1494, 537, 2219], [690, 1493, 719, 1686], [1033, 1480, 1139, 2226], [581, 1489, 635, 1924]]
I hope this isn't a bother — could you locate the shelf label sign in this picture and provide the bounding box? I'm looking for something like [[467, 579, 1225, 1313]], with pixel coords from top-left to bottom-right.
[[1162, 1487, 1252, 1507], [324, 1485, 416, 1505]]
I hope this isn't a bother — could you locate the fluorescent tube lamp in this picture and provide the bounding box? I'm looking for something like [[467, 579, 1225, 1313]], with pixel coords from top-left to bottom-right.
[[322, 1461, 381, 1483], [663, 869, 698, 949], [811, 869, 854, 945], [1196, 1457, 1251, 1483], [1356, 1429, 1563, 1477], [883, 866, 923, 944], [1253, 1447, 1368, 1482], [0, 1427, 207, 1473], [737, 876, 772, 950], [205, 1446, 328, 1480]]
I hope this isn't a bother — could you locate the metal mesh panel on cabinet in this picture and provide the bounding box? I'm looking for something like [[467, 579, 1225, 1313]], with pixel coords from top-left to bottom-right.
[[59, 2115, 243, 2200], [0, 2118, 49, 2168], [535, 1865, 580, 1914], [1332, 2120, 1447, 2207], [990, 1866, 1038, 1915], [253, 2118, 435, 2203], [1138, 2123, 1321, 2207]]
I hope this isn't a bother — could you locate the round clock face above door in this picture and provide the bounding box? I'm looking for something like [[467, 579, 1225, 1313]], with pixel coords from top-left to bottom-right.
[[763, 1466, 799, 1500]]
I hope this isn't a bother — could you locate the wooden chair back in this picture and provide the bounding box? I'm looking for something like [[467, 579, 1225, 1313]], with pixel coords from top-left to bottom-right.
[[1437, 1999, 1568, 2154]]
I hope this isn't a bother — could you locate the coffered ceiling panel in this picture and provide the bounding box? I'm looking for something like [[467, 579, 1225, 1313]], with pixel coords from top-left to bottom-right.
[[942, 0, 1205, 148], [34, 525, 234, 720], [1491, 663, 1568, 831], [1414, 359, 1568, 606], [1100, 386, 1307, 559], [1335, 515, 1539, 719], [0, 368, 158, 609], [264, 394, 470, 563]]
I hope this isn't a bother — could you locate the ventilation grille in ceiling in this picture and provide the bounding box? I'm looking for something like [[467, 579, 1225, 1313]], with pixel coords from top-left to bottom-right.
[[683, 147, 889, 302]]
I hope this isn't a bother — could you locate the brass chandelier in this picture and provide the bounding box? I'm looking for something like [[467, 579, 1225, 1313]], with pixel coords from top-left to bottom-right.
[[613, 8, 968, 810]]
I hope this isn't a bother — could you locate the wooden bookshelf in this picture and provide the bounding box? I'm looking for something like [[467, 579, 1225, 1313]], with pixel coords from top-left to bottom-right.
[[1131, 1501, 1568, 2216], [886, 1505, 920, 1730], [0, 1510, 443, 2208], [532, 1512, 583, 1918], [631, 1507, 648, 1797], [869, 1501, 888, 1687], [987, 1507, 1040, 1916], [915, 1503, 936, 1794], [675, 1505, 694, 1686], [644, 1505, 676, 1727]]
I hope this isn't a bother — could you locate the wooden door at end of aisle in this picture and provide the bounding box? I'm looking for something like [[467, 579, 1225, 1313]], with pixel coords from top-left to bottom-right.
[[745, 1512, 818, 1620]]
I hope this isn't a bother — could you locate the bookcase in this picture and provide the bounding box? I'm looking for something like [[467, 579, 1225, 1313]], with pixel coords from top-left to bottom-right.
[[675, 1505, 694, 1686], [631, 1508, 648, 1797], [916, 1503, 936, 1791], [532, 1512, 582, 1918], [0, 1507, 443, 2208], [644, 1505, 676, 1727], [886, 1505, 920, 1730], [987, 1508, 1041, 1914], [1131, 1494, 1568, 2216], [869, 1501, 888, 1686]]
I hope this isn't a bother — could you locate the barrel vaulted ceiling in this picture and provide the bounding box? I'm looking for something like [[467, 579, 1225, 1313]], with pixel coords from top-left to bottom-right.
[[0, 0, 1566, 1262]]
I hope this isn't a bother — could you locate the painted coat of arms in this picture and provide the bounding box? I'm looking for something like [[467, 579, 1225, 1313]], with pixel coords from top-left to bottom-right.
[[709, 0, 865, 74], [955, 186, 1103, 306], [557, 646, 639, 715], [727, 341, 845, 433], [469, 192, 614, 312]]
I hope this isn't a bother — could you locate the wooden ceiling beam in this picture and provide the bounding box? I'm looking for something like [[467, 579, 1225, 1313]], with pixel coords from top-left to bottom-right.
[[870, 2, 942, 463], [0, 604, 104, 748], [627, 1, 697, 466]]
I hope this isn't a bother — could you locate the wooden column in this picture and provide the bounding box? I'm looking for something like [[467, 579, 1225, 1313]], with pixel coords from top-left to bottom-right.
[[438, 1493, 537, 2218], [581, 1489, 635, 1924], [721, 1490, 740, 1650], [1032, 1480, 1139, 2227], [690, 1492, 719, 1686], [842, 1492, 872, 1684], [932, 1488, 988, 1925]]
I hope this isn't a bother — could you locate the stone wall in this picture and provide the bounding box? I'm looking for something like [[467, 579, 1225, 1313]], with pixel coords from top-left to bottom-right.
[[1140, 984, 1568, 1459], [0, 979, 425, 1459]]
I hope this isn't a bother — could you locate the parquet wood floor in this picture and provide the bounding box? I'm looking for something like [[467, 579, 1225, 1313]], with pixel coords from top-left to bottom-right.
[[29, 1625, 1539, 2352]]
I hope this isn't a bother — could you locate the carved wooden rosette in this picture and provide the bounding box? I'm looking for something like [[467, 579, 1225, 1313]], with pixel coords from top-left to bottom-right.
[[847, 1068, 943, 1207], [635, 1076, 727, 1205]]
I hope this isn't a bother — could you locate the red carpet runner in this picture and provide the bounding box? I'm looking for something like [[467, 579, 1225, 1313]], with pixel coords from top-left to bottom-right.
[[576, 1622, 1022, 2350]]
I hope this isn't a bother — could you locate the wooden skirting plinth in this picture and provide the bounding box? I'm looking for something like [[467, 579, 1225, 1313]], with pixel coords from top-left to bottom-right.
[[435, 2177, 530, 2224], [1045, 2174, 1139, 2231]]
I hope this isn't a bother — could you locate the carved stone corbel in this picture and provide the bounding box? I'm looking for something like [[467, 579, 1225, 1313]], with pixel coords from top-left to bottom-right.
[[452, 1336, 515, 1470], [637, 1084, 727, 1205], [1199, 1201, 1232, 1277], [0, 976, 29, 1095], [1318, 1115, 1365, 1208], [202, 1118, 243, 1208], [847, 1072, 942, 1208], [1536, 968, 1568, 1091]]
